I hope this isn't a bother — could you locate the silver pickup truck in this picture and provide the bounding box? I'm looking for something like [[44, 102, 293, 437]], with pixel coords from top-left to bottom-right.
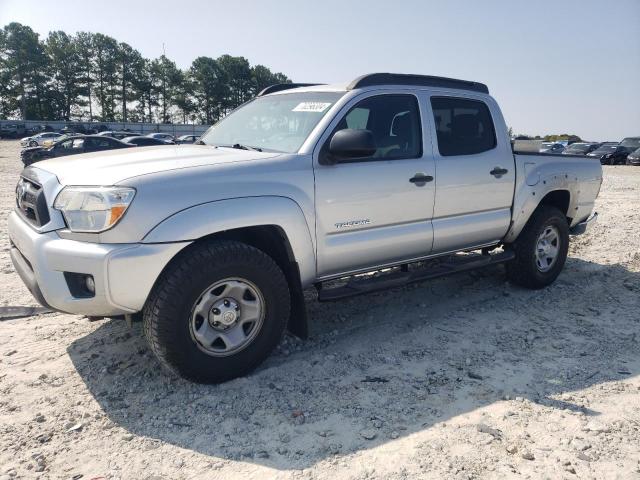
[[8, 73, 602, 383]]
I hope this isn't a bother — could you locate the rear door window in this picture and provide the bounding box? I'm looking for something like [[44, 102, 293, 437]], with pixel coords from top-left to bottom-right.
[[430, 97, 496, 156]]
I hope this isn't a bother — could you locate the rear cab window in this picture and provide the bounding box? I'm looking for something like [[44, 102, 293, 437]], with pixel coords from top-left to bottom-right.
[[430, 97, 496, 156]]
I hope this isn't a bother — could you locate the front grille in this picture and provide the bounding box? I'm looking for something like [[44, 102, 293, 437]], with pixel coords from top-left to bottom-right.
[[16, 175, 50, 227]]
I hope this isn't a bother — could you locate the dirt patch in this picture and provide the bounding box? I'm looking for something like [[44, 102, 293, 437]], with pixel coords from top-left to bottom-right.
[[0, 139, 639, 479]]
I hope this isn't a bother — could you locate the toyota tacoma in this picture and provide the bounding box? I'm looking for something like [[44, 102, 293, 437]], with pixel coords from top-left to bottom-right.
[[8, 73, 602, 383]]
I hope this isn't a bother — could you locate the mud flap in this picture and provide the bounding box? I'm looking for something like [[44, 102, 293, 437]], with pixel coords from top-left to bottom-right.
[[286, 261, 308, 339]]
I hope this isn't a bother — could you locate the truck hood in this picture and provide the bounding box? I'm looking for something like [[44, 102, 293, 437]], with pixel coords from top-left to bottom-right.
[[34, 145, 280, 185]]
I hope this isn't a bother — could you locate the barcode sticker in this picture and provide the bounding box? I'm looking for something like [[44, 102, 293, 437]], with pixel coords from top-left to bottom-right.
[[292, 102, 332, 113]]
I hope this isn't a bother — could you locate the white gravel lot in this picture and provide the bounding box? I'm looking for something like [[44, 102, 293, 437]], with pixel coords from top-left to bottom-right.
[[0, 139, 639, 480]]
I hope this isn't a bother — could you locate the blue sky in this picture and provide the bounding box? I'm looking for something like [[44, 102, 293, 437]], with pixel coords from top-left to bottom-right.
[[1, 0, 638, 140]]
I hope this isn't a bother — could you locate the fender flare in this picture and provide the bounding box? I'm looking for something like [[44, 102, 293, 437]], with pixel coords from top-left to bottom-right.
[[142, 196, 317, 286], [504, 171, 578, 242]]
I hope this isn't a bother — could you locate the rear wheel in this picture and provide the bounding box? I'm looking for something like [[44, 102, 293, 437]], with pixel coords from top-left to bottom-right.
[[143, 240, 290, 383], [506, 206, 569, 289]]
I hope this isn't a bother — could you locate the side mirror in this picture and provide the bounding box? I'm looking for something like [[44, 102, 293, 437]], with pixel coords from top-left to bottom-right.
[[322, 129, 376, 165]]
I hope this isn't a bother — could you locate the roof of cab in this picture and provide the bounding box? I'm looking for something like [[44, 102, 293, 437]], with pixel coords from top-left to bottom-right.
[[259, 73, 489, 97]]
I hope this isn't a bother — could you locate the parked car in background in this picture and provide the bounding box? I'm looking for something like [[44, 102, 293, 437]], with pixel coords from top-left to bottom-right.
[[21, 134, 81, 165], [0, 123, 28, 138], [561, 142, 601, 156], [123, 136, 174, 146], [619, 136, 640, 151], [41, 133, 79, 148], [539, 142, 565, 154], [146, 132, 175, 142], [587, 142, 631, 165], [60, 124, 88, 135], [98, 130, 134, 140], [20, 135, 132, 166], [626, 147, 640, 166], [87, 124, 110, 134], [20, 132, 63, 147], [176, 134, 200, 144], [27, 124, 54, 134]]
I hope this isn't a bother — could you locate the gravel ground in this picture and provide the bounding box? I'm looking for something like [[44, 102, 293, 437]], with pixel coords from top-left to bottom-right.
[[0, 139, 638, 480]]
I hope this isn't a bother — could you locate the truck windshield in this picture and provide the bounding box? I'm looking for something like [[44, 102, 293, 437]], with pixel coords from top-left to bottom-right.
[[200, 92, 344, 153]]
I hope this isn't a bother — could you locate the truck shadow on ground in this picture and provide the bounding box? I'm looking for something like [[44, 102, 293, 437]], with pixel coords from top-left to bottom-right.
[[67, 257, 639, 470]]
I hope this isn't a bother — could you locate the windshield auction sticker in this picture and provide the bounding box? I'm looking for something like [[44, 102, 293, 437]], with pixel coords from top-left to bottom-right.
[[292, 102, 332, 113]]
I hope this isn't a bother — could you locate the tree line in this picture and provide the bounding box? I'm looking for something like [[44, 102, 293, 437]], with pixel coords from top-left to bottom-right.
[[0, 22, 291, 124], [509, 127, 582, 143]]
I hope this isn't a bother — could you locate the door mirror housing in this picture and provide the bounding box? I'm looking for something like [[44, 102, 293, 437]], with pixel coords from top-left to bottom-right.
[[322, 129, 376, 164]]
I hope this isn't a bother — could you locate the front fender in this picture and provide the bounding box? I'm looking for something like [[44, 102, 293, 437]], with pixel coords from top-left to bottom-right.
[[142, 196, 317, 286]]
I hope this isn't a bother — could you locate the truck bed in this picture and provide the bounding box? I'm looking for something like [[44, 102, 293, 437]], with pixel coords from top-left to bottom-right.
[[505, 151, 602, 243]]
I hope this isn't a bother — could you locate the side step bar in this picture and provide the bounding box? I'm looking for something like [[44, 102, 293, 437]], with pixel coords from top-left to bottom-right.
[[317, 250, 515, 302]]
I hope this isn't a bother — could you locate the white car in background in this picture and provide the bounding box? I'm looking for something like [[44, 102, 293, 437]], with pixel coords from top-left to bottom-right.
[[20, 132, 62, 147], [146, 132, 175, 142]]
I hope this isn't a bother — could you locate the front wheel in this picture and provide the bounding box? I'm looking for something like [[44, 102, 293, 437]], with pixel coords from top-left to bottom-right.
[[505, 206, 569, 289], [143, 240, 291, 383]]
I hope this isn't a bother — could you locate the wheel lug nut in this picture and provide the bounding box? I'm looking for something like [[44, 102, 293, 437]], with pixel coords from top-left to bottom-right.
[[212, 308, 220, 315], [224, 300, 230, 307]]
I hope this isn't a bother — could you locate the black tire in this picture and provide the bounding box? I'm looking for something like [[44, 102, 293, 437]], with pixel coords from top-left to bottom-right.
[[143, 240, 290, 383], [505, 206, 569, 289]]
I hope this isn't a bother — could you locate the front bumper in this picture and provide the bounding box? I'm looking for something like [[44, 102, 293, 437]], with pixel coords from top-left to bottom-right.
[[8, 211, 189, 316], [569, 212, 598, 235]]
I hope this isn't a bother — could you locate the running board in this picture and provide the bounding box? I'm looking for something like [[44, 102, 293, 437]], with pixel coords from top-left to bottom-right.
[[317, 250, 515, 302]]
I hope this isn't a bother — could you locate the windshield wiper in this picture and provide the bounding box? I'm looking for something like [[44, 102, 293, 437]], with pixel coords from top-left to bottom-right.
[[220, 143, 262, 152], [233, 143, 262, 152]]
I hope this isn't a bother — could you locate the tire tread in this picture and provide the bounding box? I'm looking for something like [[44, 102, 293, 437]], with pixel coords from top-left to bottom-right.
[[143, 240, 290, 383], [506, 205, 569, 289]]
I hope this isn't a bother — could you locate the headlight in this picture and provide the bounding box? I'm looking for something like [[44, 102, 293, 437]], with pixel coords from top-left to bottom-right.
[[53, 186, 135, 232]]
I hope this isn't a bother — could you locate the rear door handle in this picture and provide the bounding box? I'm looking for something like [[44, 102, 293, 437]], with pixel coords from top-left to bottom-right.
[[409, 173, 434, 185], [490, 167, 508, 177]]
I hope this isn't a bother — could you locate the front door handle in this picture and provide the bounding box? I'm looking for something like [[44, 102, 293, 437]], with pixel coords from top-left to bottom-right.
[[409, 173, 434, 185], [490, 167, 508, 177]]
